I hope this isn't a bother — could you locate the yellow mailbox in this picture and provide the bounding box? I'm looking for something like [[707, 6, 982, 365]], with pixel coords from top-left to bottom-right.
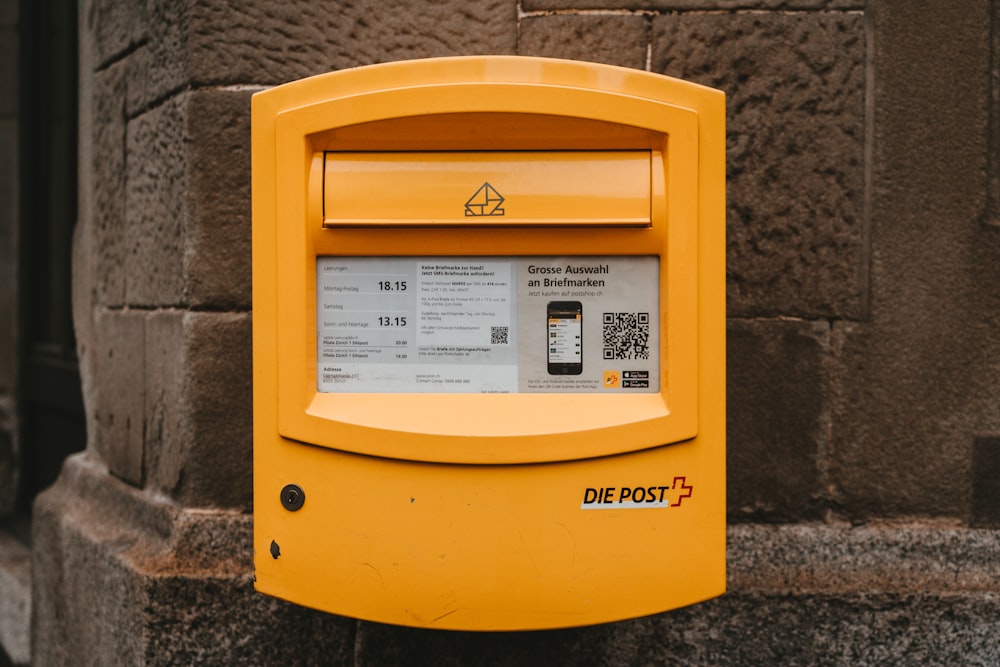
[[252, 56, 725, 630]]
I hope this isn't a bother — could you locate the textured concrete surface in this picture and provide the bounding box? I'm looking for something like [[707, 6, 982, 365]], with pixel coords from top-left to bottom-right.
[[829, 1, 1000, 521], [186, 90, 253, 310], [146, 311, 252, 509], [91, 308, 145, 485], [727, 319, 830, 522], [96, 85, 253, 310], [519, 14, 647, 70], [652, 10, 866, 319], [124, 93, 189, 306], [187, 0, 517, 84], [85, 0, 518, 112], [91, 60, 127, 307]]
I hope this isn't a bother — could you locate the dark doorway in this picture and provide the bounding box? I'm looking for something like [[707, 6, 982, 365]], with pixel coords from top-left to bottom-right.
[[15, 0, 84, 523]]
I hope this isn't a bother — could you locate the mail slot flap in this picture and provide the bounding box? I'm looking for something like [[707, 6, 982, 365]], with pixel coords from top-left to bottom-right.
[[322, 150, 652, 227]]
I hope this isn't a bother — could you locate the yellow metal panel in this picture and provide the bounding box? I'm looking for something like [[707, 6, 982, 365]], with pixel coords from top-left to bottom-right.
[[274, 83, 699, 464], [254, 436, 725, 630], [323, 151, 651, 226], [252, 56, 726, 630]]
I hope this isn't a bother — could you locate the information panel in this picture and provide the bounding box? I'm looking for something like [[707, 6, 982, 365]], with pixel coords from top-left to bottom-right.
[[317, 256, 659, 393]]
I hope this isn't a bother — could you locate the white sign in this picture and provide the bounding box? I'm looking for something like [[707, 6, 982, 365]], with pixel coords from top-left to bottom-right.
[[317, 256, 659, 393]]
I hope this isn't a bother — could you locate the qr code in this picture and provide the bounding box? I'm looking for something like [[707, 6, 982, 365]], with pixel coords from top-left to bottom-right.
[[603, 312, 650, 360], [491, 326, 509, 345]]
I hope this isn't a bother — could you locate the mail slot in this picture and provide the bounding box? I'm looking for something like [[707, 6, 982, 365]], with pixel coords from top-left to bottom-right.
[[252, 56, 726, 630], [323, 151, 653, 226]]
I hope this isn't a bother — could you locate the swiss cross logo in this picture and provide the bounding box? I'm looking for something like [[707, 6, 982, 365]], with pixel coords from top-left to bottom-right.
[[465, 182, 505, 217], [580, 476, 694, 509]]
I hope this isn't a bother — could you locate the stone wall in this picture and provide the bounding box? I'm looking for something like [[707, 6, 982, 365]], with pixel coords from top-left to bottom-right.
[[27, 0, 1000, 664]]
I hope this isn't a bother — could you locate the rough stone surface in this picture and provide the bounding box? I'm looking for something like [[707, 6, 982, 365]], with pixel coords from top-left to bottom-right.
[[92, 309, 146, 486], [355, 523, 1000, 665], [356, 594, 1000, 665], [525, 1, 863, 9], [186, 90, 253, 310], [85, 0, 146, 69], [124, 93, 189, 307], [149, 311, 253, 509], [178, 312, 252, 509], [141, 310, 253, 509], [123, 0, 189, 116], [519, 14, 647, 70], [728, 523, 1000, 595], [32, 454, 357, 666], [187, 0, 518, 86], [142, 310, 186, 501], [91, 60, 127, 307], [652, 11, 866, 319], [105, 87, 253, 309], [829, 1, 999, 521], [727, 319, 829, 522]]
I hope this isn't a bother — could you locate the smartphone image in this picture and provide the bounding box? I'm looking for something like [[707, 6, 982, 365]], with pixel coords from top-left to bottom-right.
[[547, 301, 583, 375]]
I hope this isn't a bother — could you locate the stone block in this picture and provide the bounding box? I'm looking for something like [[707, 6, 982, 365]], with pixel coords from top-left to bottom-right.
[[32, 454, 356, 666], [828, 2, 996, 522], [186, 90, 252, 310], [85, 0, 146, 68], [92, 61, 127, 307], [524, 0, 863, 9], [92, 308, 145, 485], [519, 14, 647, 70], [124, 93, 188, 307], [727, 318, 830, 522], [829, 320, 981, 520], [145, 311, 252, 510], [177, 312, 252, 509], [652, 12, 866, 319], [124, 0, 189, 116], [120, 88, 255, 310], [143, 309, 186, 498], [186, 0, 517, 86]]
